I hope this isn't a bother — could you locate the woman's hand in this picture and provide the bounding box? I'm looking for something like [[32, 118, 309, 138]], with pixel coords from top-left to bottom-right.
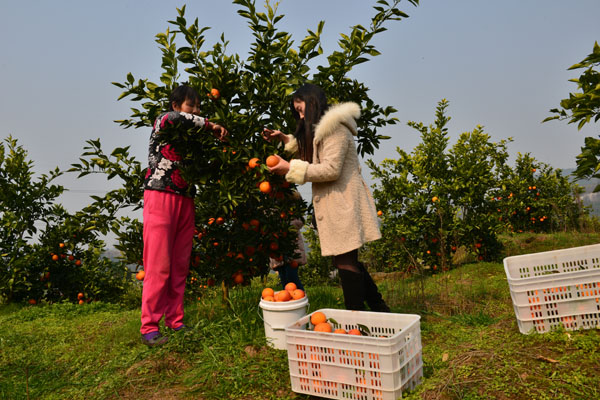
[[211, 123, 228, 141], [267, 155, 290, 176], [262, 128, 289, 144]]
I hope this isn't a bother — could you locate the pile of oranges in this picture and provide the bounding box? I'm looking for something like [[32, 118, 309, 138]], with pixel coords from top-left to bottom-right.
[[261, 282, 305, 302], [310, 311, 362, 335]]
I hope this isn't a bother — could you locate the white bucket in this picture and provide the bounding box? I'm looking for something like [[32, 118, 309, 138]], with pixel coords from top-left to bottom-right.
[[259, 294, 309, 350]]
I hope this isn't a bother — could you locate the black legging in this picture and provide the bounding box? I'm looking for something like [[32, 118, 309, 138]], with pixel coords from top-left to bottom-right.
[[333, 249, 360, 273]]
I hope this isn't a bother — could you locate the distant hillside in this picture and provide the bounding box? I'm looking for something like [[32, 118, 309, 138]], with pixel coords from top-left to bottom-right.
[[561, 168, 600, 216]]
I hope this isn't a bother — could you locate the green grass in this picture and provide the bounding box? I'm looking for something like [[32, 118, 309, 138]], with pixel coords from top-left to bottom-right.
[[1, 233, 600, 399]]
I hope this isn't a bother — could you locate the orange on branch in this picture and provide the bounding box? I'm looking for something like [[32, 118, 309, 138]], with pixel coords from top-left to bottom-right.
[[210, 88, 220, 99], [259, 181, 272, 194], [136, 270, 146, 281], [248, 158, 260, 169], [233, 271, 244, 284]]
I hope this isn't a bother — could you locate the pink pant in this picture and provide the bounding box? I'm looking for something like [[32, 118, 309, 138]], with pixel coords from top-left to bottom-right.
[[141, 190, 195, 334]]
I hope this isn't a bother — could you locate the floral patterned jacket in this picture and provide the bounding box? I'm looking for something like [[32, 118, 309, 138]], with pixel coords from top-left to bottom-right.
[[143, 111, 210, 197]]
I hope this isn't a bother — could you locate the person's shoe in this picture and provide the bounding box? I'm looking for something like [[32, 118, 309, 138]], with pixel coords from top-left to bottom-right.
[[141, 331, 168, 347], [171, 324, 189, 332]]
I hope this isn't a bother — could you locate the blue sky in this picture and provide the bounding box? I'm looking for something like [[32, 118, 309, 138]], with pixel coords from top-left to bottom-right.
[[1, 0, 599, 213]]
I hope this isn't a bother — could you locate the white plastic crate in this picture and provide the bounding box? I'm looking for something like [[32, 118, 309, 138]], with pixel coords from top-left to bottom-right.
[[503, 244, 600, 334], [285, 309, 422, 400]]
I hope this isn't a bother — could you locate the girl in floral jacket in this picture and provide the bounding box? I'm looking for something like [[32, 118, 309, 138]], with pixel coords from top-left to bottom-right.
[[141, 85, 227, 346]]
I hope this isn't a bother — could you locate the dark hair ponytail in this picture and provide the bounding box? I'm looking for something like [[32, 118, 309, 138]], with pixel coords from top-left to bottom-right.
[[290, 83, 329, 162], [169, 84, 201, 111]]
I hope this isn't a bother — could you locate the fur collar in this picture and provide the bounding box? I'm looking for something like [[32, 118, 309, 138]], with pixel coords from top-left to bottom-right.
[[314, 102, 360, 143]]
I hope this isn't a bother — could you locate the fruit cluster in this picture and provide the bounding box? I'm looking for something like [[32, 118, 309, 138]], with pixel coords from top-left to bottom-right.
[[309, 311, 362, 335], [261, 282, 305, 302]]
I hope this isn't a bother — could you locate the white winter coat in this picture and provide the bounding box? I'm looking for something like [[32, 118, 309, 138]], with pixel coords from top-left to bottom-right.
[[284, 102, 381, 256]]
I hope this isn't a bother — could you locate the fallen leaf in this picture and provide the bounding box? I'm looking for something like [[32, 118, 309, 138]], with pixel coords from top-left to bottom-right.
[[442, 353, 449, 362], [536, 355, 558, 363]]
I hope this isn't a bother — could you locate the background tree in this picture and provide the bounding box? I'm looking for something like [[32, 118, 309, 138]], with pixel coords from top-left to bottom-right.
[[0, 137, 132, 304], [544, 41, 600, 187], [367, 100, 509, 272]]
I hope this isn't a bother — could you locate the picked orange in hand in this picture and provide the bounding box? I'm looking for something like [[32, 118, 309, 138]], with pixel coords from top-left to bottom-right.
[[266, 155, 280, 167]]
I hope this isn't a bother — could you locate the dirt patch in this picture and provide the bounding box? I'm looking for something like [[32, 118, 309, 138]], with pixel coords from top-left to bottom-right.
[[125, 354, 190, 378]]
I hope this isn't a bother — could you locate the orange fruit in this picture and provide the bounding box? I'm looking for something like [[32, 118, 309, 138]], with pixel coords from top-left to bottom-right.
[[51, 254, 59, 261], [314, 322, 332, 333], [215, 217, 225, 225], [59, 243, 65, 248], [263, 295, 275, 302], [285, 282, 297, 293], [78, 299, 84, 305], [136, 270, 146, 281], [210, 88, 220, 99], [77, 292, 84, 300], [233, 271, 244, 284], [432, 196, 439, 202], [248, 158, 260, 169], [259, 181, 272, 194], [266, 155, 280, 168], [377, 210, 383, 216], [28, 299, 37, 305], [250, 219, 260, 228], [290, 260, 299, 268], [269, 242, 279, 251], [68, 255, 75, 261], [291, 289, 305, 300], [310, 311, 327, 326], [262, 287, 275, 299], [208, 217, 215, 225], [75, 260, 82, 266], [348, 328, 362, 336], [275, 290, 291, 302], [334, 328, 347, 334]]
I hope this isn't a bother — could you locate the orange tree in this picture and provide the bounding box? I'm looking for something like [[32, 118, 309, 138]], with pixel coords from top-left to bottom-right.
[[491, 153, 586, 233], [366, 100, 512, 273], [108, 0, 418, 297], [0, 137, 131, 304]]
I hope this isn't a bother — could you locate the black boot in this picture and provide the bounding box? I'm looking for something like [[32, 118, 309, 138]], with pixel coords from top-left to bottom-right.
[[358, 262, 390, 312], [337, 268, 366, 311]]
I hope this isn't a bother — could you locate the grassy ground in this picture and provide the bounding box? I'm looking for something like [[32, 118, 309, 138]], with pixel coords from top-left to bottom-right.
[[1, 233, 599, 399]]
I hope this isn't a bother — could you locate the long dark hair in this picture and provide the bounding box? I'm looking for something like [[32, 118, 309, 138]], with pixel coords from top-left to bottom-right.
[[169, 84, 200, 111], [290, 83, 329, 162]]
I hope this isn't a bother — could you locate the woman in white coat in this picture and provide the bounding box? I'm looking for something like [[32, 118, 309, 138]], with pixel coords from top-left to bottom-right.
[[264, 83, 389, 312]]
